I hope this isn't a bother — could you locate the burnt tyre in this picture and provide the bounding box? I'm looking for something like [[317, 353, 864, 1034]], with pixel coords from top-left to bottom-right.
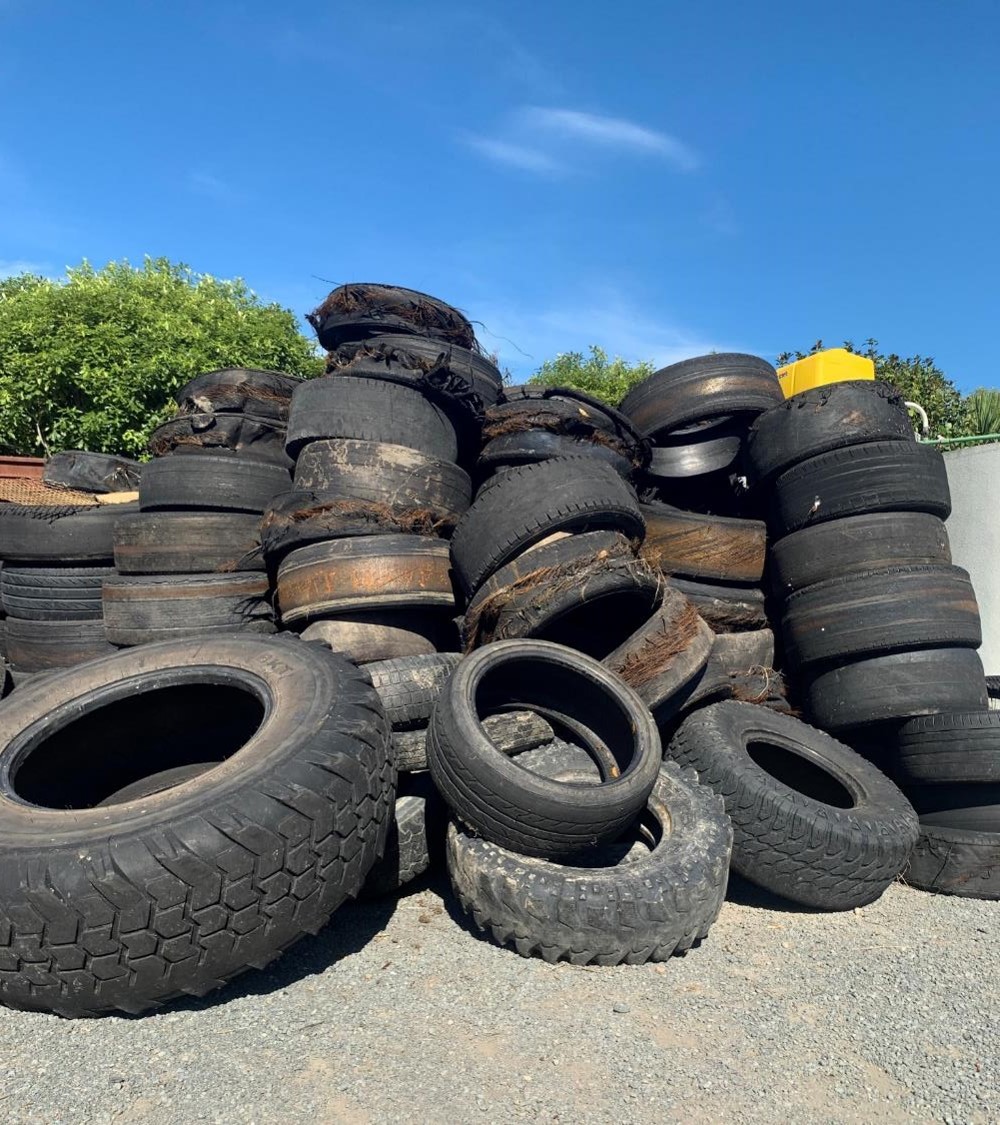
[[0, 635, 394, 1017]]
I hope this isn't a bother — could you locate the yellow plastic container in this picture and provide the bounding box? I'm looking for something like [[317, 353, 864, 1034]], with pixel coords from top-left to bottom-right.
[[776, 348, 875, 399]]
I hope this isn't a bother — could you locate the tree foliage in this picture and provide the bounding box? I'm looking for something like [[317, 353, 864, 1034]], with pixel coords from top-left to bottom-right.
[[527, 345, 655, 406], [776, 338, 967, 438], [0, 257, 323, 457]]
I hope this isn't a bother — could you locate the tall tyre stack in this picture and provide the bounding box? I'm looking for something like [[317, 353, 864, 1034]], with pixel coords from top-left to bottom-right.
[[749, 380, 995, 899], [620, 354, 786, 717], [106, 369, 296, 645]]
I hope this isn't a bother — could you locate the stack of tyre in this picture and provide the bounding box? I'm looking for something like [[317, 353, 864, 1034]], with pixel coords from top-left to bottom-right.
[[620, 355, 786, 717], [106, 369, 296, 645]]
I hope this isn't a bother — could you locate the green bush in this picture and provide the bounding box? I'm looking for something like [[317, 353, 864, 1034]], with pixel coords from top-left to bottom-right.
[[0, 257, 323, 457], [527, 345, 655, 405]]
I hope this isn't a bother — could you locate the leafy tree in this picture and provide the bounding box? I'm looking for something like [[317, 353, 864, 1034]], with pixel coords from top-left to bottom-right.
[[0, 257, 324, 457], [776, 338, 967, 438], [962, 388, 1000, 442], [527, 345, 655, 406]]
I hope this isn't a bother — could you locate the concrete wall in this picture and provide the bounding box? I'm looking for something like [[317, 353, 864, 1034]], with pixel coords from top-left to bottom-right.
[[944, 444, 1000, 673]]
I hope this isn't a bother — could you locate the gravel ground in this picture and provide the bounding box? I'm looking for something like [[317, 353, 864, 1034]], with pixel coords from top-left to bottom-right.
[[0, 873, 996, 1124]]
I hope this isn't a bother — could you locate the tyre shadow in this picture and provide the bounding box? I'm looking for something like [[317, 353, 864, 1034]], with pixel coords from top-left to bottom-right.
[[724, 872, 824, 914]]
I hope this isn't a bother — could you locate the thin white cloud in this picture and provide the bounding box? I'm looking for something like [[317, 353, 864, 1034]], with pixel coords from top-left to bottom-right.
[[187, 171, 241, 203], [462, 135, 564, 175], [0, 258, 51, 279], [522, 107, 700, 171]]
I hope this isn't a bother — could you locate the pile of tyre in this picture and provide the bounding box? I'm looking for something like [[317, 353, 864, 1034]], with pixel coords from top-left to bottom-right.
[[0, 283, 992, 1023]]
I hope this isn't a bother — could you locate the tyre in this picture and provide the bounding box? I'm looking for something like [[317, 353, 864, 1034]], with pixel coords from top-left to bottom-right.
[[148, 413, 292, 468], [907, 789, 1000, 832], [666, 577, 768, 631], [427, 639, 661, 859], [767, 441, 950, 537], [328, 335, 502, 408], [903, 822, 1000, 899], [175, 367, 301, 420], [745, 380, 914, 484], [989, 676, 1000, 711], [603, 586, 715, 711], [478, 432, 634, 479], [620, 354, 782, 440], [5, 617, 117, 672], [804, 648, 989, 730], [0, 502, 138, 563], [368, 653, 462, 730], [667, 701, 919, 909], [292, 439, 471, 522], [781, 565, 981, 668], [639, 502, 766, 583], [450, 458, 644, 595], [103, 573, 275, 646], [299, 612, 449, 664], [43, 451, 141, 493], [0, 634, 393, 1016], [711, 628, 775, 670], [769, 513, 951, 596], [277, 534, 454, 624], [447, 757, 731, 964], [895, 713, 1000, 785], [285, 375, 460, 463], [113, 512, 263, 575], [307, 283, 476, 351], [1, 565, 114, 621], [462, 531, 660, 656], [361, 773, 444, 898], [645, 417, 745, 480], [393, 710, 555, 773], [139, 454, 291, 514]]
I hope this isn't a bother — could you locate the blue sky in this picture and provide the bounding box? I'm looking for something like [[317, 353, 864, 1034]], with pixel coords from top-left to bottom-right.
[[1, 0, 997, 387]]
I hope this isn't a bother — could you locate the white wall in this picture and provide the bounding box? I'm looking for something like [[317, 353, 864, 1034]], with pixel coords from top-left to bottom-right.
[[945, 444, 1000, 673]]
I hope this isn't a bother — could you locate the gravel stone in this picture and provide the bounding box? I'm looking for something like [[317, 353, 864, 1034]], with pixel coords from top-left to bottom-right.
[[0, 875, 996, 1123]]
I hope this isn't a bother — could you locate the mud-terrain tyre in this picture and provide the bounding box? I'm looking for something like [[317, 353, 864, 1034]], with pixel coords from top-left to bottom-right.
[[769, 512, 951, 596], [903, 823, 1000, 899], [781, 565, 981, 668], [804, 648, 988, 731], [450, 458, 644, 595], [640, 503, 766, 583], [447, 755, 731, 964], [361, 773, 445, 898], [113, 512, 264, 575], [0, 634, 394, 1017], [427, 639, 660, 859], [368, 653, 462, 730], [667, 701, 919, 909], [767, 441, 950, 537], [139, 455, 290, 514], [0, 565, 114, 621], [620, 354, 782, 440], [745, 380, 914, 484]]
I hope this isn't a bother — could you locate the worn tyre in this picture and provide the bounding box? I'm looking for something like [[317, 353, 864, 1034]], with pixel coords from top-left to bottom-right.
[[988, 676, 1000, 711], [782, 565, 981, 668], [667, 578, 768, 632], [645, 417, 745, 480], [450, 458, 644, 595], [667, 701, 918, 909], [895, 713, 1000, 785], [903, 823, 1000, 899], [462, 531, 660, 656], [103, 573, 275, 646], [277, 535, 454, 624], [148, 413, 292, 468], [368, 653, 462, 730], [299, 612, 448, 664], [43, 451, 141, 494], [746, 381, 914, 484], [804, 648, 989, 730], [769, 512, 951, 596], [307, 283, 475, 351], [640, 502, 766, 583], [0, 634, 393, 1016], [0, 565, 114, 621], [392, 711, 555, 774], [114, 512, 263, 575], [5, 618, 117, 673], [447, 757, 731, 964], [478, 431, 634, 479], [620, 354, 782, 440], [139, 454, 290, 514], [175, 368, 300, 420], [768, 441, 950, 537], [427, 639, 661, 859], [293, 439, 471, 522], [0, 503, 137, 563], [711, 628, 775, 670]]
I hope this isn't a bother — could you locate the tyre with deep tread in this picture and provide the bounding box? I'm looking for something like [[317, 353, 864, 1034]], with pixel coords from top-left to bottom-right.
[[361, 772, 444, 898], [0, 634, 393, 1017], [450, 458, 644, 596], [767, 441, 950, 537], [745, 380, 914, 484], [427, 639, 661, 859], [447, 757, 732, 965], [769, 512, 951, 595], [368, 653, 462, 730], [667, 701, 919, 909]]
